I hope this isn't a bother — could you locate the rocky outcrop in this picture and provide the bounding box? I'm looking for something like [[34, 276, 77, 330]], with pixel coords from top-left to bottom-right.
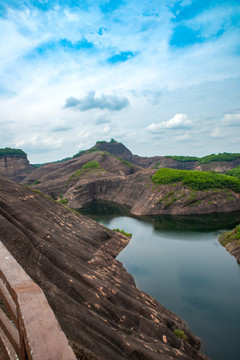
[[0, 177, 209, 360], [194, 159, 240, 173], [0, 155, 34, 182], [219, 226, 240, 263]]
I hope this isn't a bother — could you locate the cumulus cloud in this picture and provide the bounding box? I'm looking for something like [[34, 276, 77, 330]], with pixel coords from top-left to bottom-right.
[[146, 113, 192, 132], [222, 113, 240, 126], [65, 91, 129, 111]]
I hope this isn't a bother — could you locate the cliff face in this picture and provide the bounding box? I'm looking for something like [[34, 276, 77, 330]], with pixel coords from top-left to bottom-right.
[[64, 171, 240, 215], [0, 177, 209, 360], [0, 155, 34, 182]]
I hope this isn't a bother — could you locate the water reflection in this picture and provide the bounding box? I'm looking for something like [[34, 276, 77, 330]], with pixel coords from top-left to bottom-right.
[[78, 201, 240, 360], [80, 200, 240, 231]]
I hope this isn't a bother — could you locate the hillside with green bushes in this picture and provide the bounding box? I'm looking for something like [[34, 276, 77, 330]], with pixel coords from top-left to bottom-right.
[[152, 168, 240, 193], [0, 148, 27, 157]]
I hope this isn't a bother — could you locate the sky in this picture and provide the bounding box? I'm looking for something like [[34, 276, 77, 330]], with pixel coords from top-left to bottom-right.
[[0, 0, 240, 163]]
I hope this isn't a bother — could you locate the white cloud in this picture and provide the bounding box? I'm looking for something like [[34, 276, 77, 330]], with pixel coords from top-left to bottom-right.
[[146, 113, 191, 132], [0, 2, 239, 162], [65, 91, 130, 111], [222, 113, 240, 126]]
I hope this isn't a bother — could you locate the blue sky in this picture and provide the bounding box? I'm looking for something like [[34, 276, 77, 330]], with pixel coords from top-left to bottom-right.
[[0, 0, 239, 162]]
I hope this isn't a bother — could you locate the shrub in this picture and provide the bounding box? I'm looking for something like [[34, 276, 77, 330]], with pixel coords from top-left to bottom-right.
[[0, 148, 27, 157], [173, 329, 187, 340], [152, 168, 240, 193], [58, 198, 68, 205], [72, 150, 85, 158], [225, 166, 240, 179]]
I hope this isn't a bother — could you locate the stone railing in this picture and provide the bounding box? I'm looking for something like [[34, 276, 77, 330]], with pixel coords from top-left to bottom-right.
[[0, 241, 76, 360]]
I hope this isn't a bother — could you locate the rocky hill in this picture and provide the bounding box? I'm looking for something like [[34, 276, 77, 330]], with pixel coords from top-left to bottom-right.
[[0, 154, 34, 182], [0, 177, 208, 360], [25, 149, 240, 216]]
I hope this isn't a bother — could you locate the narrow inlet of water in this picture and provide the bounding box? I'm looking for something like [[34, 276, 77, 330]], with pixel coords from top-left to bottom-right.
[[79, 202, 240, 360]]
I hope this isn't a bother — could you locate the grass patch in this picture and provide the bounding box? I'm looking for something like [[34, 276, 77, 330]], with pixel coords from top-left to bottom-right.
[[188, 200, 202, 207], [153, 161, 161, 169], [82, 161, 100, 169], [112, 228, 132, 238], [87, 148, 100, 153], [58, 198, 68, 205], [66, 163, 105, 185], [117, 157, 133, 167], [32, 180, 40, 185], [152, 168, 240, 193], [219, 225, 240, 247], [173, 329, 187, 340]]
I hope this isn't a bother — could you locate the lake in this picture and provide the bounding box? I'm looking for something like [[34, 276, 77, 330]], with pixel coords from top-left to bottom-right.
[[80, 202, 240, 360]]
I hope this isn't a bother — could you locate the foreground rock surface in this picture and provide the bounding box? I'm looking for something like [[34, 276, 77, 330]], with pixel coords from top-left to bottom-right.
[[0, 177, 209, 360]]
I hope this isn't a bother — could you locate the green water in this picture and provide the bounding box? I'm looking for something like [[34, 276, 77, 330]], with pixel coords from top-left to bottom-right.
[[80, 202, 240, 360]]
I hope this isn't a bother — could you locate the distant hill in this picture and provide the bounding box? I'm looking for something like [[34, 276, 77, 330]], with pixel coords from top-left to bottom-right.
[[0, 147, 34, 182], [1, 142, 240, 184]]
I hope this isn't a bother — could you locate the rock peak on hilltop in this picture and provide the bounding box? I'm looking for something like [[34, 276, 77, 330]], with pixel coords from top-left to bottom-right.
[[94, 140, 133, 160]]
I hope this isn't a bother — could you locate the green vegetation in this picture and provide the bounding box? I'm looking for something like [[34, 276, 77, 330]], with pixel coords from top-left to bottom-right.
[[58, 198, 68, 205], [112, 228, 132, 238], [158, 190, 186, 207], [118, 157, 133, 167], [32, 180, 40, 185], [199, 152, 240, 164], [219, 224, 240, 247], [87, 148, 100, 153], [165, 155, 199, 162], [225, 166, 240, 179], [82, 161, 100, 169], [188, 199, 202, 207], [110, 138, 118, 143], [66, 162, 104, 185], [164, 152, 240, 165], [72, 150, 86, 158], [152, 168, 240, 193], [153, 161, 161, 169], [173, 329, 187, 340], [0, 148, 27, 157]]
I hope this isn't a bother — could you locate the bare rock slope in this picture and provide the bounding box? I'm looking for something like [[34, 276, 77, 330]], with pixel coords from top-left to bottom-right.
[[0, 177, 208, 360]]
